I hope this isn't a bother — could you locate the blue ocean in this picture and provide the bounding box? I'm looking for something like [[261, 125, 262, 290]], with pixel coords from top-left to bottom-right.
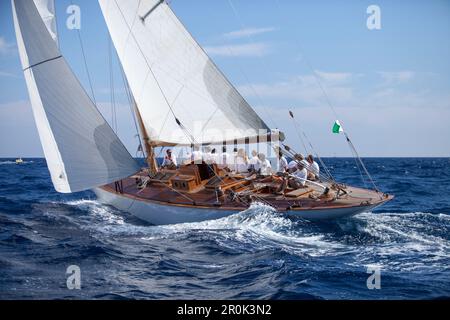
[[0, 157, 449, 299]]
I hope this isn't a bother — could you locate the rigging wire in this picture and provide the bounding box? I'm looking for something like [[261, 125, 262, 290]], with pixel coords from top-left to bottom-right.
[[108, 37, 118, 133], [225, 0, 280, 130], [288, 111, 335, 182], [70, 0, 96, 105], [112, 0, 181, 127], [162, 2, 275, 137], [280, 143, 335, 185], [119, 64, 147, 159], [288, 111, 309, 154], [272, 0, 381, 193], [111, 1, 267, 206]]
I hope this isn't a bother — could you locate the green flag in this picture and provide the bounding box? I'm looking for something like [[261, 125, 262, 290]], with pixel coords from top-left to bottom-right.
[[332, 120, 343, 134]]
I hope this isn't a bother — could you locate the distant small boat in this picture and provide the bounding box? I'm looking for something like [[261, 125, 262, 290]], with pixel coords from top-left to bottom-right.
[[15, 158, 24, 165], [12, 0, 393, 225]]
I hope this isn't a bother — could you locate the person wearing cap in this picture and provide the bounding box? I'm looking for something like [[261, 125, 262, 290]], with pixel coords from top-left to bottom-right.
[[277, 151, 288, 173], [276, 161, 308, 194], [248, 150, 261, 173], [257, 153, 272, 176], [292, 161, 308, 187], [288, 153, 304, 169], [161, 149, 177, 169], [306, 154, 320, 180]]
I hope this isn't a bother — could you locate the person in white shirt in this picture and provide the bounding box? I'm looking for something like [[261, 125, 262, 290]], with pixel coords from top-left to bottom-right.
[[306, 154, 320, 180], [258, 153, 272, 176], [248, 150, 261, 173], [292, 162, 308, 186], [288, 153, 304, 170], [191, 145, 203, 164], [276, 161, 308, 194], [234, 148, 249, 173], [277, 151, 288, 173], [161, 149, 177, 169]]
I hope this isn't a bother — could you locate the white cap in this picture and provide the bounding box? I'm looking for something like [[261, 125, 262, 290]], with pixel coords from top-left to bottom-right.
[[300, 160, 309, 167], [288, 161, 297, 169]]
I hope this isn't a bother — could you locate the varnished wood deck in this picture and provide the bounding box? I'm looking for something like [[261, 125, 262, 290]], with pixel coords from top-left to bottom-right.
[[101, 169, 393, 213]]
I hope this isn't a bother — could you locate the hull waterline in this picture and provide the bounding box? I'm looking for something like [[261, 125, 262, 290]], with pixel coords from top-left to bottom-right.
[[93, 187, 391, 225]]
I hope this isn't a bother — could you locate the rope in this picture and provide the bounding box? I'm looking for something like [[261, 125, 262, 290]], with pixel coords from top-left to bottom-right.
[[273, 0, 381, 194], [112, 0, 181, 127], [288, 111, 309, 154], [119, 64, 146, 158], [280, 144, 334, 185], [155, 181, 197, 205], [288, 111, 335, 182], [163, 2, 275, 136], [71, 0, 96, 105], [173, 118, 277, 208], [344, 133, 381, 195], [108, 37, 118, 133], [226, 0, 279, 129]]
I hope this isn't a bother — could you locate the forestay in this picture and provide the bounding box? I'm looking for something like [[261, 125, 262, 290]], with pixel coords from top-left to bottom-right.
[[98, 0, 274, 146], [12, 0, 140, 193]]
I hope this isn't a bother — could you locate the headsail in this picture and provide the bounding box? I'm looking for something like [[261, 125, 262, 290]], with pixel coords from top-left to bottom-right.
[[33, 0, 58, 46], [12, 0, 140, 193], [98, 0, 276, 146]]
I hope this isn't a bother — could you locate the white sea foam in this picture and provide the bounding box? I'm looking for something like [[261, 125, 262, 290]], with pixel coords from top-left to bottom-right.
[[0, 160, 34, 165], [348, 212, 450, 270], [63, 198, 450, 267]]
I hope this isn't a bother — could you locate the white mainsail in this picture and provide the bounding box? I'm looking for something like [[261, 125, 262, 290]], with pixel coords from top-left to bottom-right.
[[12, 0, 140, 193], [33, 0, 58, 46], [99, 0, 277, 146]]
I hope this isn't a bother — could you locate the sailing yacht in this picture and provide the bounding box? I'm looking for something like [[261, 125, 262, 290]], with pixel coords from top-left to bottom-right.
[[12, 0, 393, 225]]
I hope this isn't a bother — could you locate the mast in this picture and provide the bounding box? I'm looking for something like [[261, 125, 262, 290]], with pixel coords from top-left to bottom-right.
[[98, 0, 272, 147], [134, 102, 158, 174]]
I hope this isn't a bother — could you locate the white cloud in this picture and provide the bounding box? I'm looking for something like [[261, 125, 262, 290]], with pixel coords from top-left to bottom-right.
[[224, 27, 276, 39], [204, 42, 271, 57], [205, 42, 271, 57], [0, 37, 16, 55], [238, 70, 436, 111], [0, 71, 19, 78], [238, 72, 355, 106], [236, 70, 450, 156], [314, 70, 354, 83], [255, 103, 450, 157], [377, 71, 415, 85]]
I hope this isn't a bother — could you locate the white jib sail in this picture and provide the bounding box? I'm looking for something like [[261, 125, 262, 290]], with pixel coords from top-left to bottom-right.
[[99, 0, 273, 146], [12, 0, 140, 193], [33, 0, 58, 46]]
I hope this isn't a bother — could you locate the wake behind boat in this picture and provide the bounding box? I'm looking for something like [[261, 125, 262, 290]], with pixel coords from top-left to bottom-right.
[[12, 0, 392, 225]]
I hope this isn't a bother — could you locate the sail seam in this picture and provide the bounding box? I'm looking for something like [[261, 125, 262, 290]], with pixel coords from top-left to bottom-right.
[[23, 55, 62, 71]]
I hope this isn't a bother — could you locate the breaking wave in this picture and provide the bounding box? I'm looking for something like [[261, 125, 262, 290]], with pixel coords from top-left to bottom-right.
[[59, 199, 450, 273], [2, 158, 449, 299]]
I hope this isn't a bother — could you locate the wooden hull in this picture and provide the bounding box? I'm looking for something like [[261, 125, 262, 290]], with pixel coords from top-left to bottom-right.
[[94, 187, 237, 225], [93, 184, 391, 225]]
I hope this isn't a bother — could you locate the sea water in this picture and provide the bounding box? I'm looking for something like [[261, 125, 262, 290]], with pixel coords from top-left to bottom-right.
[[0, 158, 449, 299]]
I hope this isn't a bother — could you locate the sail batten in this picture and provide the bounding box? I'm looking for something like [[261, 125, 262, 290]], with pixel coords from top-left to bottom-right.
[[99, 0, 275, 146], [12, 0, 140, 193]]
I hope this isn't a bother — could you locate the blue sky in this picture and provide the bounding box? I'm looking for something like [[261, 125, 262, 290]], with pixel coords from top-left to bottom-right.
[[1, 0, 449, 157]]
